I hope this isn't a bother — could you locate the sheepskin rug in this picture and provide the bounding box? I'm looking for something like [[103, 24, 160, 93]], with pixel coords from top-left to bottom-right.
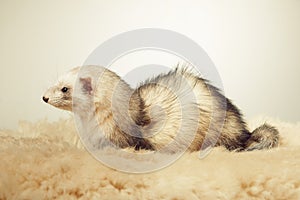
[[1, 116, 300, 200]]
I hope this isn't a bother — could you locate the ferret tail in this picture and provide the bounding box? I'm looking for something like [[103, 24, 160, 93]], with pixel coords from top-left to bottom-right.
[[245, 123, 279, 151]]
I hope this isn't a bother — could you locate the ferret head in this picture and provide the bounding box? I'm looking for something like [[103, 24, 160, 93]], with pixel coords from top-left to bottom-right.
[[42, 67, 80, 111], [43, 65, 133, 113]]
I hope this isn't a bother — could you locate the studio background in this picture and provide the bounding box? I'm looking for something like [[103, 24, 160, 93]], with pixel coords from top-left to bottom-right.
[[0, 0, 299, 129]]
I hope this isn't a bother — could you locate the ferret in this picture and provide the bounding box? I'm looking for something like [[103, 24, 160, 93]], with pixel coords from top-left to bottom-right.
[[43, 65, 279, 152]]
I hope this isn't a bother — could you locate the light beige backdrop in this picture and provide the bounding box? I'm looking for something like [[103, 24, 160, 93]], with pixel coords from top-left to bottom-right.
[[0, 0, 299, 129]]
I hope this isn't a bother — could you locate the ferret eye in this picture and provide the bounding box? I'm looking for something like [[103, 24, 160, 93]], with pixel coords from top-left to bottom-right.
[[61, 87, 68, 93]]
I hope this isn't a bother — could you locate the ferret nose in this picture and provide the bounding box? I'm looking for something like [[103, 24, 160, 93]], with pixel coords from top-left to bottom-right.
[[43, 96, 49, 103]]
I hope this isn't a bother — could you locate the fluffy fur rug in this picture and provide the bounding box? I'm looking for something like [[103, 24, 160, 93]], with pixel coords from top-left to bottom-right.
[[0, 117, 300, 200]]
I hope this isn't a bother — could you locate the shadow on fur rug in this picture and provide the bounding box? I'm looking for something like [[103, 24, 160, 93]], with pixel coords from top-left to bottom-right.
[[0, 116, 300, 199]]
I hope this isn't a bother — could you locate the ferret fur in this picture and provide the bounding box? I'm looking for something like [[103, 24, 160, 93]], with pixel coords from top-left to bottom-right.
[[43, 65, 279, 152]]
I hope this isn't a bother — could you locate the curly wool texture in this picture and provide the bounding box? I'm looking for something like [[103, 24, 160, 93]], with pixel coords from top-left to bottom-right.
[[0, 117, 300, 200]]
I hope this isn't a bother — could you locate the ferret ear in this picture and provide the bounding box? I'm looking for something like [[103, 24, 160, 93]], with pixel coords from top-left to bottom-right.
[[79, 77, 93, 95]]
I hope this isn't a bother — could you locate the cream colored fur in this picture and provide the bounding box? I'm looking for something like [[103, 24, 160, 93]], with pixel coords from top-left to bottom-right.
[[0, 116, 299, 199]]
